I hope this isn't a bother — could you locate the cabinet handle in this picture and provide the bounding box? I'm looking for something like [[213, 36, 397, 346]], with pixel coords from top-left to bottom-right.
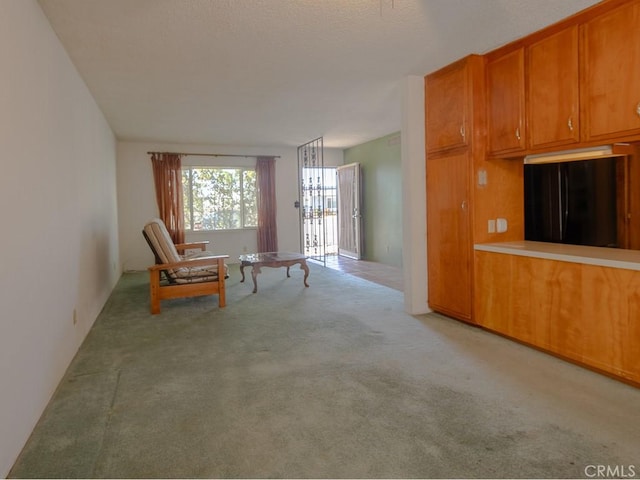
[[461, 200, 467, 211], [567, 117, 574, 131], [636, 102, 640, 117], [460, 125, 465, 140], [515, 127, 521, 141]]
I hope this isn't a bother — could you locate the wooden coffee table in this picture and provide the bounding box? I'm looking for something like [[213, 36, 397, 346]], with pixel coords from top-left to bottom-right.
[[239, 252, 310, 293]]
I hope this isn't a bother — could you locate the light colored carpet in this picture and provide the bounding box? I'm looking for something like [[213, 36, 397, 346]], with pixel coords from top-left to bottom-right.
[[9, 263, 640, 478]]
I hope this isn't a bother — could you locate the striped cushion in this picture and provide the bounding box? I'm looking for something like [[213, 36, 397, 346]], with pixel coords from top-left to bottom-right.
[[143, 218, 181, 264], [143, 218, 226, 282]]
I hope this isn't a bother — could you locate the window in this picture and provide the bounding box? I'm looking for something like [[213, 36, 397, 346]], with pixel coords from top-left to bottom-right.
[[182, 167, 257, 231]]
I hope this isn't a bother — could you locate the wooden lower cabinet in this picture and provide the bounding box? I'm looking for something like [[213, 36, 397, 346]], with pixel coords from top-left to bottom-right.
[[426, 152, 472, 322], [475, 250, 640, 384]]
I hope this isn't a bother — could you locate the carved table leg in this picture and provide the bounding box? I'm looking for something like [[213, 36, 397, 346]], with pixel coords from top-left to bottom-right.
[[300, 260, 310, 287], [240, 263, 246, 283], [251, 265, 261, 293]]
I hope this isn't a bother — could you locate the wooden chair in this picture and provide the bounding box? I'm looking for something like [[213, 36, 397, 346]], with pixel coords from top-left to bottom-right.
[[142, 218, 229, 314]]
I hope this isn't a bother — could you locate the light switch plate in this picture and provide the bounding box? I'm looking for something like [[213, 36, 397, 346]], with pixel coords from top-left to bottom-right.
[[497, 218, 508, 233], [477, 169, 488, 186]]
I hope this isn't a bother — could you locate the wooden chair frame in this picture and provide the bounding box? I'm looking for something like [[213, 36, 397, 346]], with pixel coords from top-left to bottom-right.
[[143, 231, 228, 314]]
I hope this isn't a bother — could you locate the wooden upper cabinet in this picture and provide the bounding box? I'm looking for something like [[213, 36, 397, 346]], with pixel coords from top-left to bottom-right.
[[582, 0, 640, 142], [528, 26, 580, 149], [487, 48, 526, 156], [425, 57, 472, 154]]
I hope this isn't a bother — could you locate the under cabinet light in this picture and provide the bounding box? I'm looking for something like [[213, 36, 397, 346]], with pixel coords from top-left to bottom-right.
[[524, 144, 633, 164]]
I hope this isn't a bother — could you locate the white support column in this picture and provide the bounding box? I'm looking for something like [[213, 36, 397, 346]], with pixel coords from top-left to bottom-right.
[[401, 75, 430, 314]]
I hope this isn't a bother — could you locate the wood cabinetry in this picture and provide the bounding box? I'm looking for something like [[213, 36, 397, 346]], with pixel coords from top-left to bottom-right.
[[474, 252, 553, 349], [581, 0, 640, 142], [424, 1, 640, 378], [486, 0, 640, 155], [425, 55, 484, 323], [426, 152, 472, 321], [425, 58, 471, 153], [487, 48, 526, 155], [527, 26, 580, 149], [475, 250, 640, 384], [423, 0, 640, 386]]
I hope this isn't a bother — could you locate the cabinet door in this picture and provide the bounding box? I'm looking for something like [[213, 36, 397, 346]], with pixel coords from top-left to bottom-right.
[[582, 0, 640, 141], [528, 26, 580, 149], [487, 48, 526, 155], [426, 152, 472, 321], [425, 59, 468, 153], [475, 251, 551, 348]]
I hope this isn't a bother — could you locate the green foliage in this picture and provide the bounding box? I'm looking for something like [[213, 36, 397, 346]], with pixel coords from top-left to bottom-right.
[[182, 167, 257, 231], [242, 169, 257, 227]]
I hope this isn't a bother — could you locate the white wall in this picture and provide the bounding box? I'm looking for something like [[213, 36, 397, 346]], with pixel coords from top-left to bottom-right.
[[0, 1, 120, 476], [401, 76, 430, 315], [117, 141, 344, 271]]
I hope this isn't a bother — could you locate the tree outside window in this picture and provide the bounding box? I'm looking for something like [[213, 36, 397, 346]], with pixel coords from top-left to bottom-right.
[[182, 167, 257, 231]]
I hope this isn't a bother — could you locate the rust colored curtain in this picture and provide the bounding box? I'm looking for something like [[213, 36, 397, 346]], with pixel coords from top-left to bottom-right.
[[150, 153, 185, 244], [256, 156, 278, 252]]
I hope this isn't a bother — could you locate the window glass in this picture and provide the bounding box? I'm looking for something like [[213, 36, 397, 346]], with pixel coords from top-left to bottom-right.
[[182, 167, 257, 231]]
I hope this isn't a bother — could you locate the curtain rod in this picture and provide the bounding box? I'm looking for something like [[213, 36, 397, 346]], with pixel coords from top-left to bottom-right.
[[147, 151, 280, 159]]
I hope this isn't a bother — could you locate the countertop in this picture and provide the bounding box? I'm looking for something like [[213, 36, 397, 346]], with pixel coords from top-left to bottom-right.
[[474, 241, 640, 271]]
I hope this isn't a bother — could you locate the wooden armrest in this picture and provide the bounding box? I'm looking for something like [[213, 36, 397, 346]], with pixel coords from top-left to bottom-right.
[[175, 241, 209, 252], [148, 254, 229, 271]]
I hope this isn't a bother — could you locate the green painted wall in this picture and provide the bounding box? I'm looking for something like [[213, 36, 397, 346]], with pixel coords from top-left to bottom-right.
[[344, 132, 402, 268]]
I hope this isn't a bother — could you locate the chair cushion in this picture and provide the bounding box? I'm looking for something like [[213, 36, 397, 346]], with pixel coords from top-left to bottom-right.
[[144, 218, 229, 283], [143, 218, 181, 264], [173, 264, 220, 284]]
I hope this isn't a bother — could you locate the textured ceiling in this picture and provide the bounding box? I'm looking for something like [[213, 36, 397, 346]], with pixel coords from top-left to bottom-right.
[[38, 0, 600, 149]]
